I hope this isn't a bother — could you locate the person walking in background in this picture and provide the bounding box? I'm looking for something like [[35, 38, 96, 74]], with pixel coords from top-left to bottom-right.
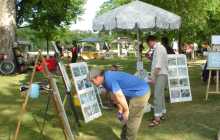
[[186, 43, 193, 60], [161, 37, 175, 54], [139, 42, 144, 60], [146, 35, 168, 127], [202, 41, 210, 56], [193, 42, 198, 58], [71, 40, 78, 63], [172, 39, 179, 54], [88, 68, 151, 140]]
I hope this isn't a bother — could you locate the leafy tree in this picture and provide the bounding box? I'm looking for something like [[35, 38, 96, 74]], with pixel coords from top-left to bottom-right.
[[98, 0, 131, 15], [16, 0, 84, 51], [0, 0, 16, 59], [97, 0, 220, 46]]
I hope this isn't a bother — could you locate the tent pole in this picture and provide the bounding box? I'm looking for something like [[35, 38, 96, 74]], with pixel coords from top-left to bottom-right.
[[178, 29, 182, 53], [136, 28, 140, 62]]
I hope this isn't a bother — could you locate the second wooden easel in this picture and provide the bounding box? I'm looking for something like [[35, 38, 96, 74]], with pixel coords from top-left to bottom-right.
[[13, 50, 75, 140], [205, 70, 220, 100]]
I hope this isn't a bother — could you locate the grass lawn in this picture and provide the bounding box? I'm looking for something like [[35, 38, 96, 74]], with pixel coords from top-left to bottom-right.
[[0, 57, 220, 140]]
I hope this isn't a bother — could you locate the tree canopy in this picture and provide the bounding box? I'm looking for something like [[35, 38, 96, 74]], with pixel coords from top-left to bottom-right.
[[16, 0, 84, 48], [97, 0, 220, 44]]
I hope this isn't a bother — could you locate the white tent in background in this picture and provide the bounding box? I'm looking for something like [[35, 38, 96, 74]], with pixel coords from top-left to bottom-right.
[[93, 0, 181, 70], [93, 0, 181, 31]]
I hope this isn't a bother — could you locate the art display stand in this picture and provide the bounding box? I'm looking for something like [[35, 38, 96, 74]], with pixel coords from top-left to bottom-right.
[[205, 70, 220, 100], [13, 50, 75, 140], [53, 42, 81, 128], [205, 51, 220, 100], [69, 62, 102, 123]]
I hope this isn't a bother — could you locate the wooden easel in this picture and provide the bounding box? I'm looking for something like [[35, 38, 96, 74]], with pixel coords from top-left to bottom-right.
[[13, 50, 75, 140], [205, 70, 220, 100]]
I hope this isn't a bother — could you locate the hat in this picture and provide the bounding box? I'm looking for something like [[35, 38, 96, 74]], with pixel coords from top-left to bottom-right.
[[88, 68, 102, 80]]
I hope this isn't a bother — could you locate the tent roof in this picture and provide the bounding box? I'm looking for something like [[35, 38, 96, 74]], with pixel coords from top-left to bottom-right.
[[93, 0, 181, 31], [79, 37, 101, 43]]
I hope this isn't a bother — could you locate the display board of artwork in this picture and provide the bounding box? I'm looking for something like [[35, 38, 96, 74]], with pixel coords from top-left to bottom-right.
[[58, 61, 72, 92], [167, 54, 192, 103], [207, 52, 220, 70], [212, 35, 220, 45], [69, 62, 102, 123]]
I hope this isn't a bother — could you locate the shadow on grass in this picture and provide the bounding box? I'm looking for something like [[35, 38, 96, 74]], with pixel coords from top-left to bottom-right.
[[79, 121, 120, 140], [1, 57, 220, 140]]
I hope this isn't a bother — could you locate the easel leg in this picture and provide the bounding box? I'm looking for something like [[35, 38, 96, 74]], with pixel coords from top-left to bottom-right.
[[40, 93, 51, 139], [206, 70, 212, 101], [13, 53, 40, 140], [67, 94, 81, 127], [216, 70, 219, 93], [97, 91, 104, 108], [63, 94, 81, 127]]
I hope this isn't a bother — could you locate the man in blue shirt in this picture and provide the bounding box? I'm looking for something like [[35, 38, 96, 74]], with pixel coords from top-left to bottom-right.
[[88, 68, 151, 140]]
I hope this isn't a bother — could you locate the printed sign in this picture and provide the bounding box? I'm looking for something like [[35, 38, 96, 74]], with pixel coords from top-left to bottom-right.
[[167, 54, 192, 103], [207, 52, 220, 70], [212, 35, 220, 45], [70, 62, 102, 123]]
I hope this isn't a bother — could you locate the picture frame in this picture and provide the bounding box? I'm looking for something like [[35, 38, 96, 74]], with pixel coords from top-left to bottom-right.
[[69, 62, 102, 123], [58, 62, 72, 92], [168, 54, 192, 103], [207, 52, 220, 70]]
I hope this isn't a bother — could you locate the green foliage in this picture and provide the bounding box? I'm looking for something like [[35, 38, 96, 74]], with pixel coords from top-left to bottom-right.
[[97, 0, 131, 15], [97, 0, 220, 44], [1, 58, 220, 140], [16, 28, 98, 49], [16, 0, 84, 49]]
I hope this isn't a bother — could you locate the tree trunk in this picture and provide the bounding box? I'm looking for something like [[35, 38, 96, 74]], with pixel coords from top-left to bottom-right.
[[0, 0, 16, 60]]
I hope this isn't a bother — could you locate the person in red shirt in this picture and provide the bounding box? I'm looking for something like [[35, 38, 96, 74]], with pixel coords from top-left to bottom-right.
[[71, 41, 78, 63]]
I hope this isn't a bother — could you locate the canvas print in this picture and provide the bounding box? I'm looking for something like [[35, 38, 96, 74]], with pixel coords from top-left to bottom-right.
[[83, 79, 93, 89], [179, 78, 189, 86], [168, 58, 177, 66], [171, 89, 181, 99], [168, 68, 178, 78], [77, 80, 85, 91], [84, 106, 92, 118], [181, 89, 191, 97], [169, 79, 179, 87], [91, 103, 100, 114], [72, 67, 81, 77], [178, 67, 188, 77], [80, 94, 87, 105], [177, 57, 186, 66], [80, 65, 88, 75]]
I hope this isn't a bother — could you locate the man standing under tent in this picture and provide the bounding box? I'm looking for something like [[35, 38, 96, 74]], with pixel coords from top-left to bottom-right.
[[146, 35, 168, 127], [88, 68, 151, 140]]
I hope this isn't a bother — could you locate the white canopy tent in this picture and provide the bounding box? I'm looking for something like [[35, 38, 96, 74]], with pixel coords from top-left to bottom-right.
[[93, 0, 181, 69]]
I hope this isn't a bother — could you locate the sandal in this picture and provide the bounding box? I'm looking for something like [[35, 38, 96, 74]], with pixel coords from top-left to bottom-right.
[[160, 115, 166, 121], [148, 119, 160, 127]]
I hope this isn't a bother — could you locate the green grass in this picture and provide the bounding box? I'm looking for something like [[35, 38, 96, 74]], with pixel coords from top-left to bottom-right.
[[0, 57, 220, 140]]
